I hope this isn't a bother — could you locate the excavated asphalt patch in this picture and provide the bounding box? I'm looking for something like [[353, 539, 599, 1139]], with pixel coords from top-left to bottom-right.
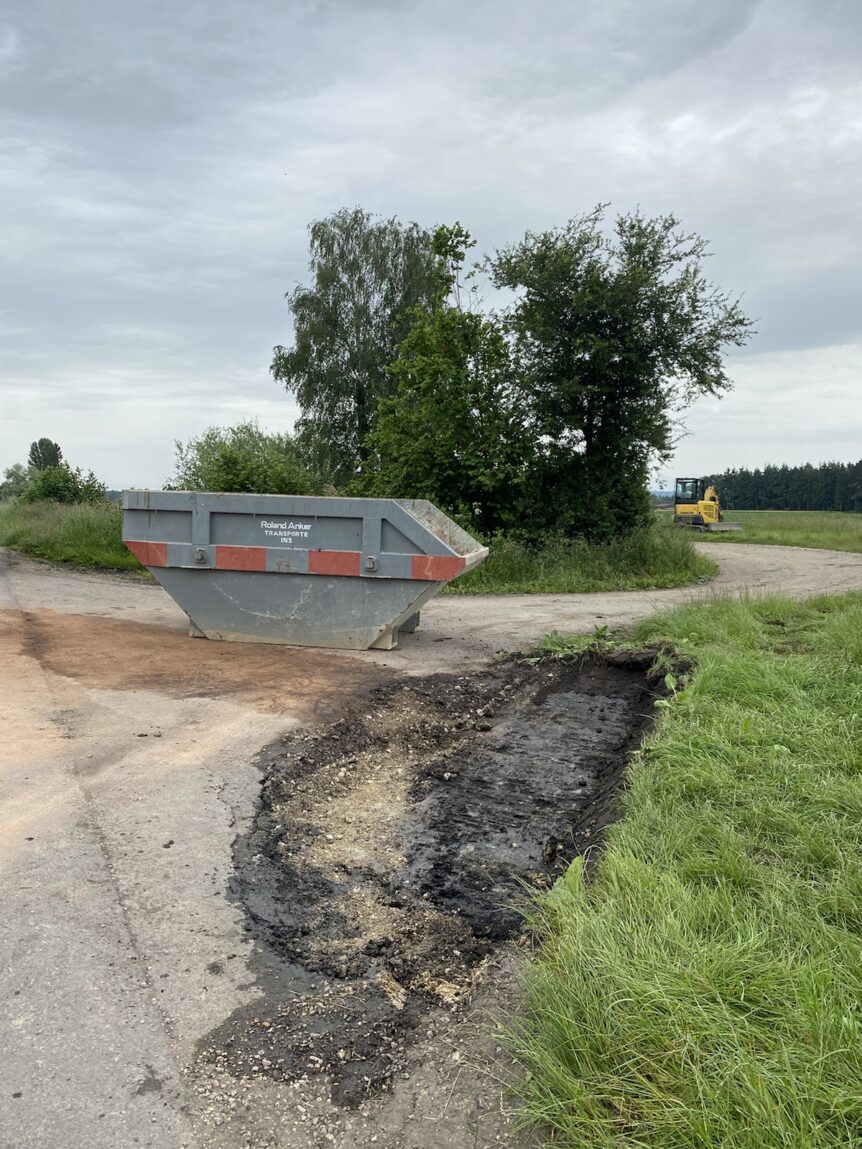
[[197, 650, 664, 1108]]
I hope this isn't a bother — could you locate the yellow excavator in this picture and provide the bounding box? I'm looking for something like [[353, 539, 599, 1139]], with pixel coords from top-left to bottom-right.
[[673, 478, 742, 531]]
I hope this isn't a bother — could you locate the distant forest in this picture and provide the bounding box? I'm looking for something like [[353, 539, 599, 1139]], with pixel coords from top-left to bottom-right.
[[704, 460, 862, 512]]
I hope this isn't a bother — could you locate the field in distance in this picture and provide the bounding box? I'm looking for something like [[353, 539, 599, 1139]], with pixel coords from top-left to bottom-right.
[[657, 509, 862, 553]]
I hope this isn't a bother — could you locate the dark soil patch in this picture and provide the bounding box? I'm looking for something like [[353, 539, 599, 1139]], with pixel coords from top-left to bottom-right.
[[198, 649, 665, 1107]]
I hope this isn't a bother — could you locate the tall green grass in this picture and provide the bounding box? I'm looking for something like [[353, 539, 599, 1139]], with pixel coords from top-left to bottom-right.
[[510, 593, 862, 1147], [657, 509, 862, 553], [449, 528, 717, 594], [0, 499, 142, 570]]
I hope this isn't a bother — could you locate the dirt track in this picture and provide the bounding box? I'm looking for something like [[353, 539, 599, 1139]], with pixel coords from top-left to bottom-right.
[[5, 541, 862, 675], [1, 541, 861, 1149]]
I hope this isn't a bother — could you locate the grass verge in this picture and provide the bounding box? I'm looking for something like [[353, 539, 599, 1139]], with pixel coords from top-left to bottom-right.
[[0, 499, 143, 570], [449, 528, 717, 594], [511, 592, 862, 1148], [657, 508, 862, 553]]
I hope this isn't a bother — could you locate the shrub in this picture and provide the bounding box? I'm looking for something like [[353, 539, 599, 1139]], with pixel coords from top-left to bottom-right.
[[168, 421, 315, 494], [22, 463, 107, 504]]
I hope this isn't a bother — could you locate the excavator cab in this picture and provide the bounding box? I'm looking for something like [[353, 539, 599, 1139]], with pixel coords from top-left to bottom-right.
[[674, 478, 723, 527]]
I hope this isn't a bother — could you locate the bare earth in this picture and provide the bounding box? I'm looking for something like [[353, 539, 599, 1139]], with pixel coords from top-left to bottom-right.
[[2, 541, 861, 1149]]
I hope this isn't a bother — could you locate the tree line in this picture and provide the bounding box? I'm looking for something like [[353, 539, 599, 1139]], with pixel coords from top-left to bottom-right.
[[705, 461, 862, 512]]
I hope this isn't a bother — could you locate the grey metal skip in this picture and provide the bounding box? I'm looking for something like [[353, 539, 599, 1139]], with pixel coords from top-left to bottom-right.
[[122, 490, 488, 650]]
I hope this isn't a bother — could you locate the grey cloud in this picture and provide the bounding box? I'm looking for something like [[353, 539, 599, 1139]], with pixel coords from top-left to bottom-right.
[[1, 0, 860, 484]]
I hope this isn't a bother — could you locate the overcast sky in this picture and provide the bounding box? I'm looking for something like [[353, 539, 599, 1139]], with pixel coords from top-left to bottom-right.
[[2, 0, 860, 488]]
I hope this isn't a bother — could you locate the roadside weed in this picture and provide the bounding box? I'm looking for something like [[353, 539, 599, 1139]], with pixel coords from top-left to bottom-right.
[[0, 499, 143, 570]]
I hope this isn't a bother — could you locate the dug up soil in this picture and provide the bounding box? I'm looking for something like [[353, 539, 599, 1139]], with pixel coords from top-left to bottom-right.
[[196, 649, 665, 1145]]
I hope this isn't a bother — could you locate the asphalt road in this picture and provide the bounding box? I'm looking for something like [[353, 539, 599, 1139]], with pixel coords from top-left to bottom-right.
[[2, 542, 861, 1148]]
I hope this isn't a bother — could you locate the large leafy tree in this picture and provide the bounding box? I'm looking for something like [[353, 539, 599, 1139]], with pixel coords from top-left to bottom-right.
[[271, 207, 438, 485], [28, 438, 63, 471], [368, 226, 536, 536], [489, 207, 754, 540]]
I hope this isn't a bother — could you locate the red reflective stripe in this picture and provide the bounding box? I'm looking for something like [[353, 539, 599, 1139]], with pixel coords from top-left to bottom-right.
[[308, 550, 361, 577], [215, 546, 267, 572], [411, 554, 466, 581], [125, 540, 168, 567]]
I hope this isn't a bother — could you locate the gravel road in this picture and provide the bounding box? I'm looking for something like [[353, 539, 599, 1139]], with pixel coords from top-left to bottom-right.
[[1, 541, 860, 1149]]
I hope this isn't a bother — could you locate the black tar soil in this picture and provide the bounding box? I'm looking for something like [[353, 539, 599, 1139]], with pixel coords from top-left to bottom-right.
[[198, 650, 666, 1107]]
